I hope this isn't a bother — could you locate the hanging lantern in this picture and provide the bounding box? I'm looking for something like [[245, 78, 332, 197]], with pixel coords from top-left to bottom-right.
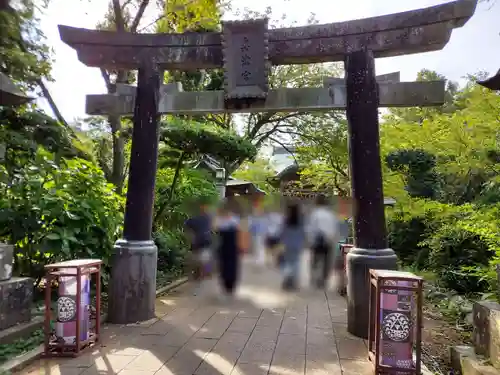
[[44, 259, 102, 357], [368, 269, 423, 375]]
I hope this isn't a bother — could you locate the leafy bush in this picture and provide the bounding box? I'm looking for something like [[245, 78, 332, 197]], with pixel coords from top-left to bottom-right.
[[160, 119, 257, 165], [0, 149, 124, 284], [388, 200, 499, 294], [154, 167, 218, 230], [154, 229, 188, 275], [153, 167, 218, 277], [388, 213, 430, 268], [0, 108, 91, 165]]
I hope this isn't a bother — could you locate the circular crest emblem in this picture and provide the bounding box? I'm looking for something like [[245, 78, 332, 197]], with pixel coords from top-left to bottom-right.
[[382, 312, 411, 341], [57, 296, 76, 322]]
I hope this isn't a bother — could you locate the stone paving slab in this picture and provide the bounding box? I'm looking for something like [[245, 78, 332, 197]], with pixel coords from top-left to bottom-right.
[[18, 255, 371, 375]]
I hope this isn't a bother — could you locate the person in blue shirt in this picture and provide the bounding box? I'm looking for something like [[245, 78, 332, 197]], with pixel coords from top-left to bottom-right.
[[281, 200, 306, 291], [185, 201, 213, 296]]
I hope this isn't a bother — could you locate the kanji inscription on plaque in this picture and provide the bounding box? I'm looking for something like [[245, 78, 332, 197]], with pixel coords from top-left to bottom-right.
[[222, 18, 270, 102]]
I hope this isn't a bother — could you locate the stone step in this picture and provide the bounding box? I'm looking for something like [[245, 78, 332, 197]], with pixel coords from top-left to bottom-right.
[[450, 346, 500, 375], [473, 301, 500, 370], [0, 315, 43, 345]]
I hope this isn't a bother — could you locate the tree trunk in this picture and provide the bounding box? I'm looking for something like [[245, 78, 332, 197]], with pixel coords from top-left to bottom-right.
[[109, 115, 125, 193], [100, 69, 128, 191], [153, 151, 186, 228], [37, 78, 70, 128], [99, 0, 151, 192]]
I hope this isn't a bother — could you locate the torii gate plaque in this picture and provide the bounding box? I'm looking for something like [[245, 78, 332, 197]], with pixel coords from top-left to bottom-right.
[[58, 0, 477, 337]]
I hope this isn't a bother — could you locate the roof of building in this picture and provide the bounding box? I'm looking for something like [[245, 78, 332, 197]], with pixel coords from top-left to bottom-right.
[[0, 72, 33, 106]]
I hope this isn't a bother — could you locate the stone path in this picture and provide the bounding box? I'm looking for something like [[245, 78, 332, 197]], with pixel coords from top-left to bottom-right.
[[19, 254, 371, 375]]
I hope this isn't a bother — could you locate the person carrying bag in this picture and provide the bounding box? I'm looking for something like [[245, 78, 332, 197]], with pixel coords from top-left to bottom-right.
[[307, 194, 339, 289]]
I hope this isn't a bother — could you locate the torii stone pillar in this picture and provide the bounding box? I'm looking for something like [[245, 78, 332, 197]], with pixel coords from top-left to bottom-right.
[[107, 62, 161, 324], [344, 50, 397, 338]]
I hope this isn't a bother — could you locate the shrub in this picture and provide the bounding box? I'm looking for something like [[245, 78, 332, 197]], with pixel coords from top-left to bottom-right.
[[0, 149, 124, 284], [154, 229, 188, 275], [388, 200, 500, 294], [154, 167, 218, 230]]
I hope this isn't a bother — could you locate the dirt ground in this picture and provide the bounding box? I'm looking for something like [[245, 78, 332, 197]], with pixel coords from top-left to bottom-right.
[[421, 305, 471, 374]]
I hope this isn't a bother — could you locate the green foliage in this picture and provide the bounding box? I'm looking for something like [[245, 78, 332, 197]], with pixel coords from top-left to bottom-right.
[[154, 167, 218, 229], [386, 149, 439, 199], [154, 229, 188, 275], [153, 167, 218, 272], [232, 159, 277, 194], [160, 118, 257, 165], [156, 0, 224, 33], [0, 0, 52, 89], [0, 108, 91, 169], [388, 199, 500, 294], [158, 0, 226, 97], [292, 107, 348, 195], [0, 329, 44, 364], [378, 71, 500, 296], [155, 118, 255, 226], [0, 149, 124, 283], [381, 77, 500, 205]]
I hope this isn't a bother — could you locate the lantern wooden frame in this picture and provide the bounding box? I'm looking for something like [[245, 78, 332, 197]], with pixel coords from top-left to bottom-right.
[[339, 243, 354, 296], [44, 259, 102, 357], [368, 269, 423, 375]]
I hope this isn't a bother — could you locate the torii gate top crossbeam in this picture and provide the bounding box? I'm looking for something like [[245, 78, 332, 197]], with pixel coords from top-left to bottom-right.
[[478, 69, 500, 91], [58, 0, 477, 70]]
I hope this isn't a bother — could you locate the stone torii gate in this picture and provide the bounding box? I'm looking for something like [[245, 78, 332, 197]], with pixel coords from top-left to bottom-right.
[[58, 0, 477, 338], [478, 69, 500, 91]]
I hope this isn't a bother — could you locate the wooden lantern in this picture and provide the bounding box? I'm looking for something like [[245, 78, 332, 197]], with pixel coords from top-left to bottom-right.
[[368, 270, 424, 375], [44, 259, 102, 357]]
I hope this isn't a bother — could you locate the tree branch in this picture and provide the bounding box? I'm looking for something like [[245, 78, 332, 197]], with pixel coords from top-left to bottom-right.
[[112, 0, 126, 31], [154, 151, 186, 227], [100, 68, 112, 92], [248, 112, 301, 143], [268, 136, 299, 166], [254, 122, 285, 147], [130, 0, 150, 32], [15, 37, 73, 131]]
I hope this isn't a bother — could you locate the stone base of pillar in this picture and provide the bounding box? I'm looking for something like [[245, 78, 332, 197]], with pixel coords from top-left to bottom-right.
[[108, 239, 158, 324], [346, 247, 398, 339]]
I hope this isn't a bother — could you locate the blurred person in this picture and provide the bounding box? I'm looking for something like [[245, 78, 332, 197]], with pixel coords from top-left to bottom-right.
[[307, 194, 339, 289], [249, 200, 267, 267], [281, 200, 306, 291], [265, 207, 283, 265], [213, 199, 250, 300], [184, 200, 213, 296]]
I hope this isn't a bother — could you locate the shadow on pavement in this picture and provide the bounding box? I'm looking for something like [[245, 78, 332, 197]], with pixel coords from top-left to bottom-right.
[[19, 254, 371, 375]]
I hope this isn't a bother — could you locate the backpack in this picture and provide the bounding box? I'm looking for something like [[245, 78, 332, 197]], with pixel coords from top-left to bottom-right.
[[312, 231, 329, 251]]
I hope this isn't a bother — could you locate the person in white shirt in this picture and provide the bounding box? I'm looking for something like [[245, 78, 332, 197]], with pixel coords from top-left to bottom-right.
[[265, 209, 283, 261], [249, 204, 267, 267], [307, 194, 339, 289]]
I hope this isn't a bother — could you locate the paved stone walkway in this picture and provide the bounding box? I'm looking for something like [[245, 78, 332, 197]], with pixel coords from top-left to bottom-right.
[[19, 255, 371, 375]]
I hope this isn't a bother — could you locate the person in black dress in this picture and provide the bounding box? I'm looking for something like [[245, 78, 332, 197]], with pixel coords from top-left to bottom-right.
[[214, 200, 248, 299]]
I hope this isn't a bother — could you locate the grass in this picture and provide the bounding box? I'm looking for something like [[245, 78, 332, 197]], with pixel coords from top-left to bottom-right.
[[0, 329, 43, 364]]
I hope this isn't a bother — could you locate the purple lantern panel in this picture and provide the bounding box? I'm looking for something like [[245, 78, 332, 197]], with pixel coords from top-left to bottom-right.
[[55, 274, 90, 344], [379, 279, 414, 372]]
